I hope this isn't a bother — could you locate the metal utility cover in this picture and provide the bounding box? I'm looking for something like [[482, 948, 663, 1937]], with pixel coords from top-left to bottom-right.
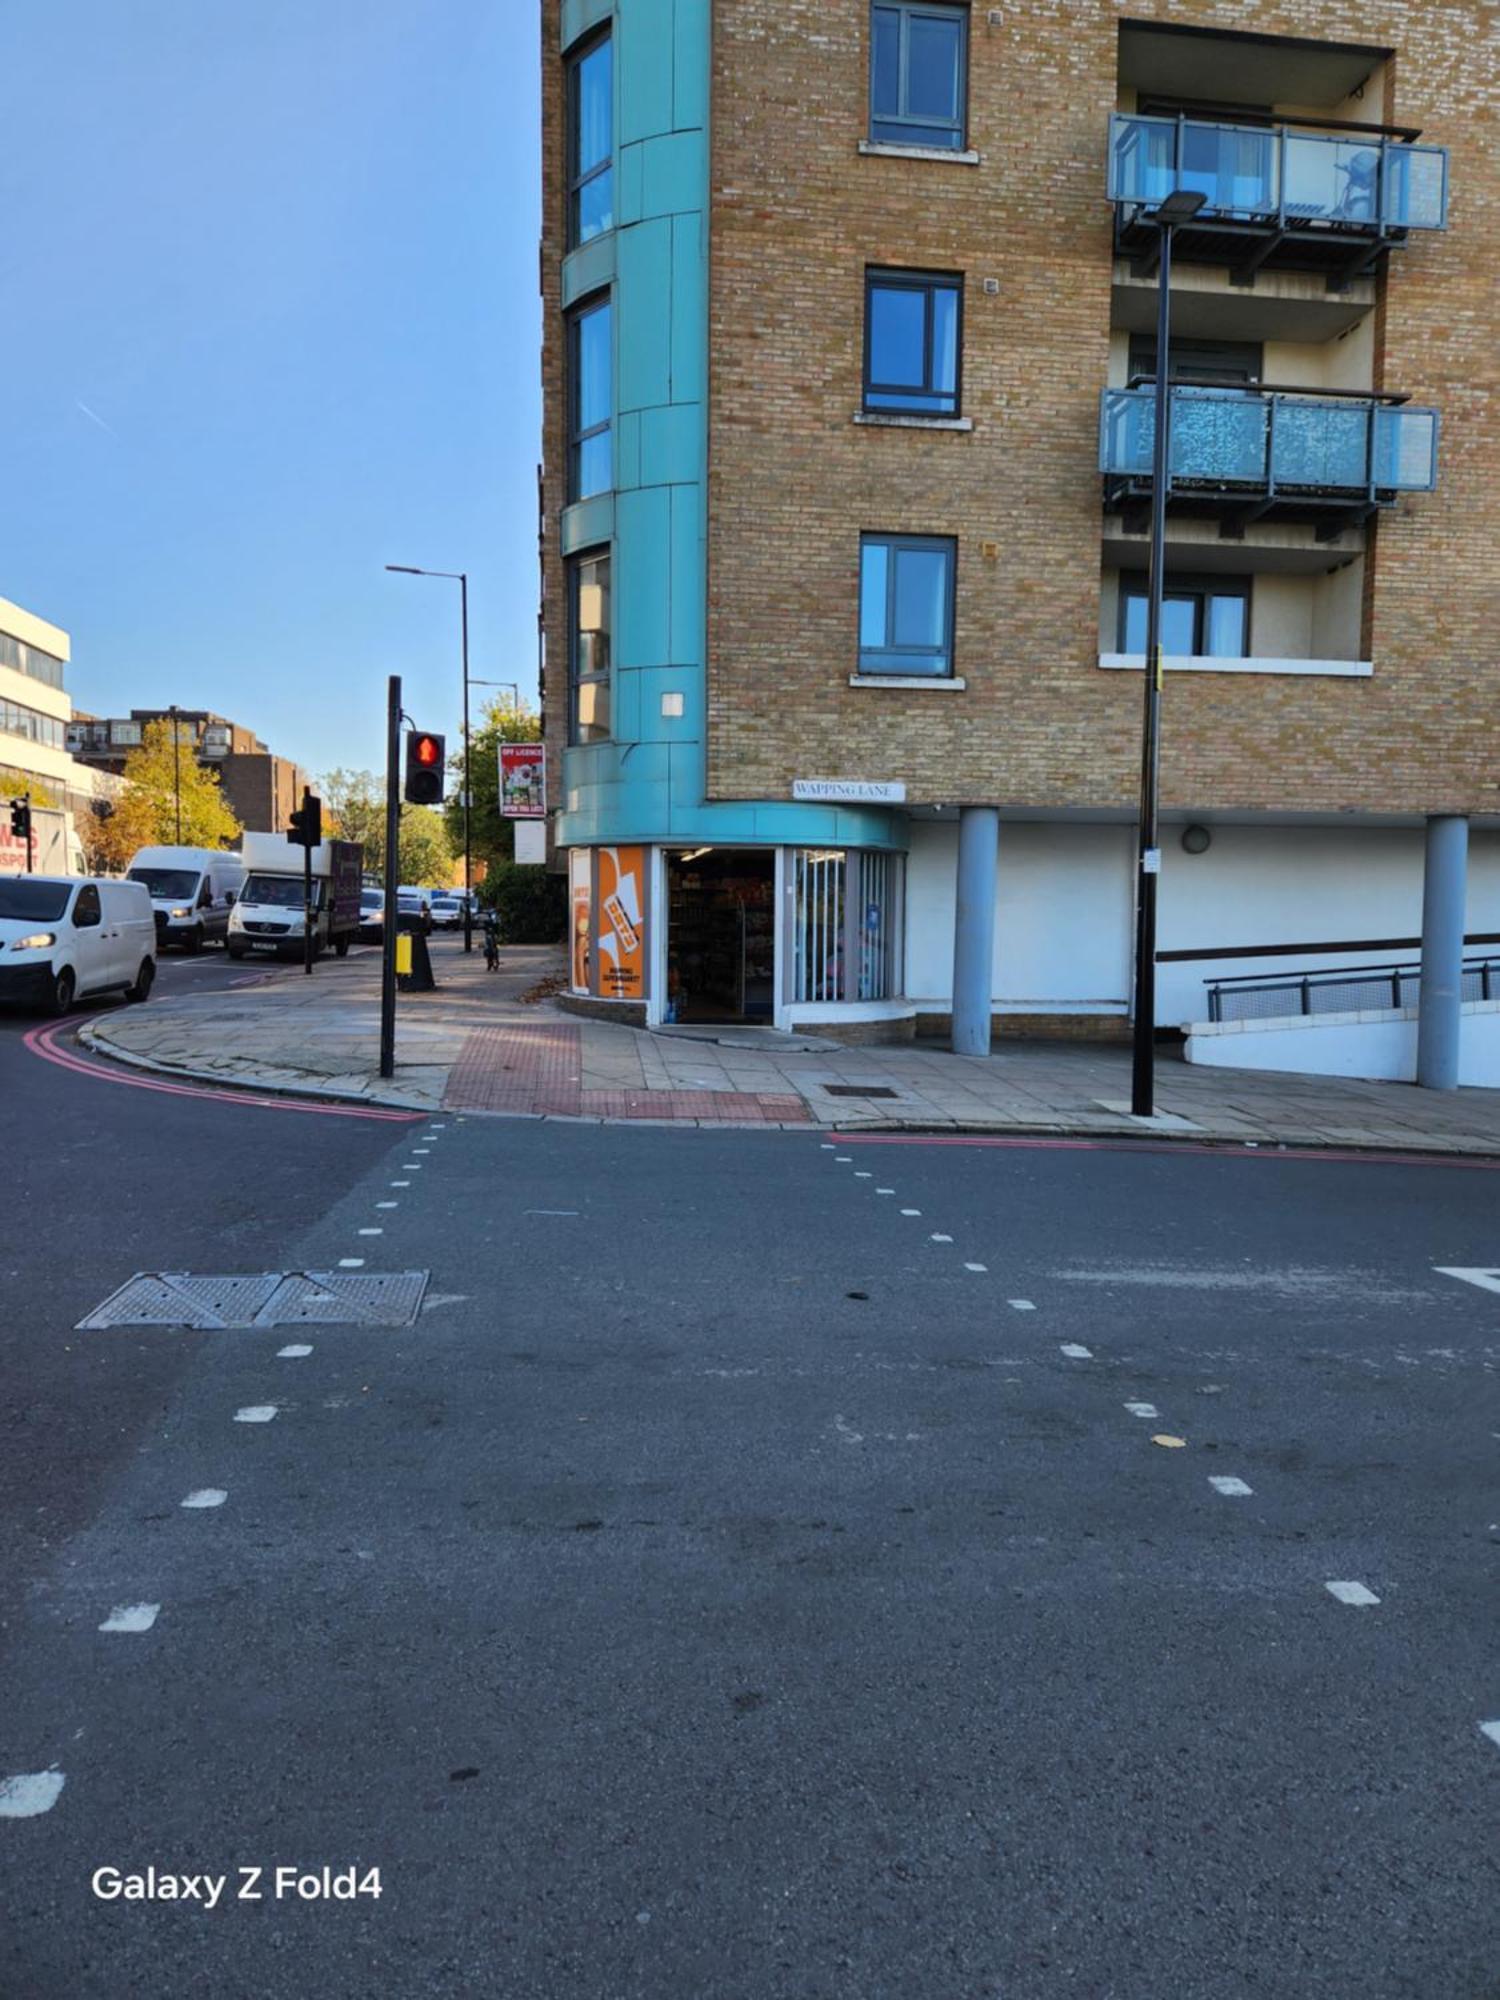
[[78, 1271, 430, 1331], [822, 1084, 900, 1100]]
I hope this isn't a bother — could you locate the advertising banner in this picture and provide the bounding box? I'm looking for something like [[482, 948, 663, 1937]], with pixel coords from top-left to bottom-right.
[[597, 846, 645, 1000], [569, 850, 592, 994], [499, 744, 546, 818]]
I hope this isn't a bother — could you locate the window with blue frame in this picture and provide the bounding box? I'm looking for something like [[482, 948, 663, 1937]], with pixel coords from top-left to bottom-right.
[[870, 2, 969, 151], [568, 32, 613, 246], [859, 535, 956, 677], [568, 296, 612, 502], [864, 270, 962, 415]]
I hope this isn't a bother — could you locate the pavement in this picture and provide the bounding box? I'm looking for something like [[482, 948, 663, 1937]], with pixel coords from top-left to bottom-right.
[[76, 935, 1500, 1155]]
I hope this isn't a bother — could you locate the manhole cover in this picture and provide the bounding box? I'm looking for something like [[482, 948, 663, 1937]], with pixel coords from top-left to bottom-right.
[[78, 1271, 430, 1331], [821, 1084, 900, 1100]]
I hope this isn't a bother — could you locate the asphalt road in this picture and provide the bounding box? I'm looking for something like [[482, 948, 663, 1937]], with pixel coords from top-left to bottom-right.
[[2, 977, 1498, 1999]]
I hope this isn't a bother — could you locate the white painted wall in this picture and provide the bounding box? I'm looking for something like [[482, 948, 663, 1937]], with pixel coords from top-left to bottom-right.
[[1157, 826, 1500, 1024], [906, 821, 1133, 1011], [1186, 1000, 1500, 1088], [903, 820, 1500, 1026]]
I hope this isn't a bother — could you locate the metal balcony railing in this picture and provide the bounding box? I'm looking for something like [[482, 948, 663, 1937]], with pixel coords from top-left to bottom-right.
[[1206, 956, 1500, 1025], [1109, 113, 1449, 232], [1099, 387, 1439, 501]]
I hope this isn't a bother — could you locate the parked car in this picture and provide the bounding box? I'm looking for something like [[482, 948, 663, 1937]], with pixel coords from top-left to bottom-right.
[[357, 889, 385, 943], [396, 888, 432, 934], [0, 875, 156, 1014], [429, 895, 465, 930]]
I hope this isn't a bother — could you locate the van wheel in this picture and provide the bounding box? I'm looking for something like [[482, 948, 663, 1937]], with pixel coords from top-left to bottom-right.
[[51, 969, 76, 1016], [125, 959, 155, 1003], [186, 925, 204, 955], [227, 944, 246, 961], [334, 935, 350, 958]]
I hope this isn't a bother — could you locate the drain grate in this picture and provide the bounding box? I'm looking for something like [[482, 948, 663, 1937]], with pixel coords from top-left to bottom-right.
[[78, 1271, 430, 1331], [821, 1084, 900, 1100]]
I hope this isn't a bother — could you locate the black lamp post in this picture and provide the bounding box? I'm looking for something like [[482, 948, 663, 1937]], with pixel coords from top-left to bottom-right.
[[386, 565, 473, 953], [1130, 186, 1206, 1119]]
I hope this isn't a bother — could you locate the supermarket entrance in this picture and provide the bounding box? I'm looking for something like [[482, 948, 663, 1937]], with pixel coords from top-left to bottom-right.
[[664, 848, 776, 1023]]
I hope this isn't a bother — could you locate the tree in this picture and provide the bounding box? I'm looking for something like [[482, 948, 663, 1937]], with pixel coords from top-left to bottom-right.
[[443, 694, 542, 877], [88, 719, 241, 870], [319, 768, 454, 888]]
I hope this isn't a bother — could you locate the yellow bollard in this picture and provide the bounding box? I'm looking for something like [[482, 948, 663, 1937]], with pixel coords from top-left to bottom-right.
[[395, 933, 412, 976]]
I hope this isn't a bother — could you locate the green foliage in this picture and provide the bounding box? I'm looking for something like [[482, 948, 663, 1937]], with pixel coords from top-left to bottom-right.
[[479, 862, 566, 944], [320, 768, 454, 887], [91, 720, 241, 867], [444, 694, 542, 874]]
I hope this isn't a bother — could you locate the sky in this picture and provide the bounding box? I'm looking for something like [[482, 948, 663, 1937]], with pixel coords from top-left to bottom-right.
[[0, 0, 541, 778]]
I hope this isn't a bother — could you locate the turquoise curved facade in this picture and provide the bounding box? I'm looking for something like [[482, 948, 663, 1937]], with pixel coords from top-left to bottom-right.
[[554, 0, 904, 857]]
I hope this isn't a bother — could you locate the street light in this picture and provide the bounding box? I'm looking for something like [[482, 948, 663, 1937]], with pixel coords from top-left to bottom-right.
[[1130, 186, 1205, 1119], [386, 564, 474, 953]]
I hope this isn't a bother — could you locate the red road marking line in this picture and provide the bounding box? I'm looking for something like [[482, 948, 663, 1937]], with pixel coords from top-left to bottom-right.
[[23, 1018, 420, 1123], [829, 1129, 1500, 1170]]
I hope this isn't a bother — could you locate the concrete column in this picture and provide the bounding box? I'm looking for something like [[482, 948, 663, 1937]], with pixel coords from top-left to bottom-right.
[[951, 807, 999, 1056], [1416, 813, 1469, 1091]]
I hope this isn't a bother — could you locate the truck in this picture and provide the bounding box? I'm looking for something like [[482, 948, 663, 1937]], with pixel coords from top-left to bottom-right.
[[126, 845, 248, 953], [226, 831, 363, 962]]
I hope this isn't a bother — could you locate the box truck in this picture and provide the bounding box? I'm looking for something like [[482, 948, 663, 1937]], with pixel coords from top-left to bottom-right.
[[226, 832, 363, 962], [126, 845, 248, 952]]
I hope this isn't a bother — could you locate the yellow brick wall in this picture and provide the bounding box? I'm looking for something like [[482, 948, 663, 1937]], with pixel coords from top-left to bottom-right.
[[705, 0, 1499, 815]]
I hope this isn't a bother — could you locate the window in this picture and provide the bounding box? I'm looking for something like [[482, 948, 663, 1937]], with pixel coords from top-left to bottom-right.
[[568, 32, 613, 246], [1119, 575, 1250, 658], [72, 884, 101, 928], [568, 298, 612, 501], [0, 697, 66, 750], [859, 534, 956, 677], [1127, 336, 1262, 386], [569, 550, 611, 744], [792, 849, 904, 1003], [864, 270, 961, 415], [0, 633, 66, 691], [870, 2, 968, 151]]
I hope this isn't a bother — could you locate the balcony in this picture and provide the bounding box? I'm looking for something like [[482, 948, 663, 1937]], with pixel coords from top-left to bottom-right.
[[1100, 385, 1438, 537], [1109, 113, 1448, 287]]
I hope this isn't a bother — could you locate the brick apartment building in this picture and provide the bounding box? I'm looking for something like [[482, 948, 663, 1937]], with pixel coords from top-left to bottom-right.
[[540, 1, 1498, 1069], [68, 709, 306, 837]]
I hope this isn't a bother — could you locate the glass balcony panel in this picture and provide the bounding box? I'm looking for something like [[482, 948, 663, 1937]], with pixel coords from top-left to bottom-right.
[[1108, 114, 1178, 205], [1281, 131, 1382, 223], [1270, 399, 1369, 488], [1169, 389, 1268, 482], [1176, 121, 1277, 216], [1099, 388, 1154, 476], [1382, 146, 1448, 229], [1372, 406, 1439, 490]]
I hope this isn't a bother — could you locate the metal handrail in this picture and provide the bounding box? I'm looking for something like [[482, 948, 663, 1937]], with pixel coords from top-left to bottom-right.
[[1205, 955, 1500, 1024]]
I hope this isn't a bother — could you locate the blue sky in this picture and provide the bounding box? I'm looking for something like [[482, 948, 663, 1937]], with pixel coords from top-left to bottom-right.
[[0, 0, 540, 778]]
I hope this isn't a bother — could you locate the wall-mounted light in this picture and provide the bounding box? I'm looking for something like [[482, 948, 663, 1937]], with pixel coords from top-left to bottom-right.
[[1181, 824, 1212, 855]]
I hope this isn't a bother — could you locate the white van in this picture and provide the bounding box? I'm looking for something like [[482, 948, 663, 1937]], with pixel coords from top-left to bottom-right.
[[126, 845, 247, 953], [0, 876, 156, 1014]]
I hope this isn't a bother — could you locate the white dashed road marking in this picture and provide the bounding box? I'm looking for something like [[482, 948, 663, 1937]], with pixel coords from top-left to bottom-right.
[[358, 1228, 383, 1237], [0, 1772, 65, 1818], [390, 1181, 410, 1188], [234, 1406, 278, 1424], [901, 1208, 921, 1216], [181, 1489, 227, 1509], [277, 1344, 313, 1359], [1481, 1722, 1500, 1751], [855, 1172, 872, 1179], [99, 1604, 160, 1633], [1060, 1343, 1092, 1359], [1124, 1402, 1159, 1419], [1008, 1299, 1035, 1311], [338, 1258, 364, 1269], [1434, 1266, 1500, 1296], [1325, 1581, 1380, 1606], [930, 1234, 953, 1244], [1208, 1476, 1253, 1497], [377, 1202, 398, 1210], [834, 1156, 852, 1163], [877, 1187, 896, 1195], [964, 1262, 987, 1272]]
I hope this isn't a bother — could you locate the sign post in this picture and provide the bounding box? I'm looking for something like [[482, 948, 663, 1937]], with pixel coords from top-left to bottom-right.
[[379, 677, 401, 1080]]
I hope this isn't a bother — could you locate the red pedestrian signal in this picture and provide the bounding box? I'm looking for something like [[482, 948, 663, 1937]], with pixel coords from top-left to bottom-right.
[[404, 731, 446, 805]]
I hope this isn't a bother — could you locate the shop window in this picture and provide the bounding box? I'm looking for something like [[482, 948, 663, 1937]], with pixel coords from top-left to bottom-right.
[[1119, 574, 1250, 658], [568, 550, 612, 744], [859, 533, 956, 677], [568, 297, 612, 501], [870, 2, 969, 151], [864, 270, 962, 415], [793, 850, 903, 1003], [568, 31, 613, 246]]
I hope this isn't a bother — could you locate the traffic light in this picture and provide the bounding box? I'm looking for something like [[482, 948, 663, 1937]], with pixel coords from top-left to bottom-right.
[[404, 731, 445, 806], [287, 788, 323, 849], [9, 798, 30, 841]]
